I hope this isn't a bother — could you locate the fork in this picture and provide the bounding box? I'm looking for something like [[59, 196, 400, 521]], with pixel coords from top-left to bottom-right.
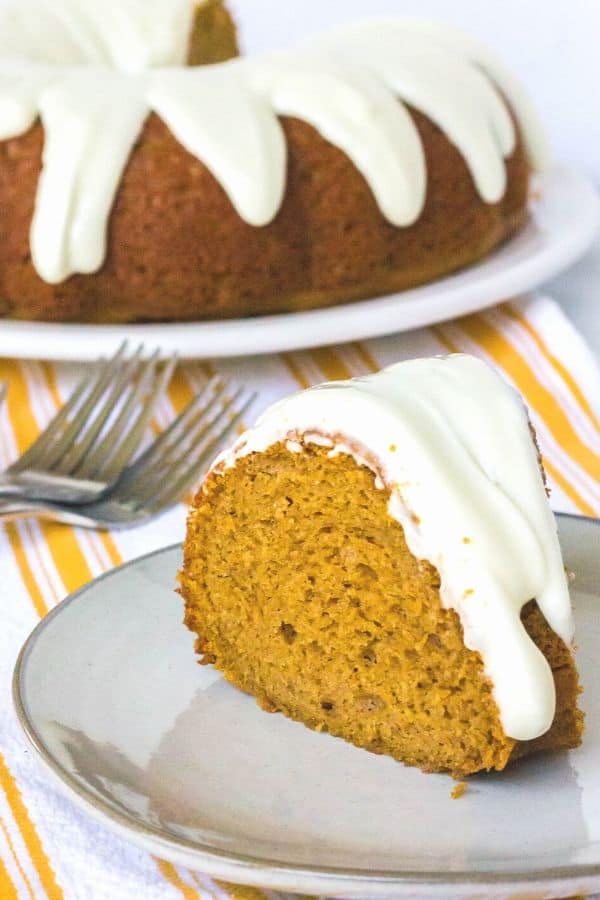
[[0, 343, 177, 505], [0, 376, 256, 529]]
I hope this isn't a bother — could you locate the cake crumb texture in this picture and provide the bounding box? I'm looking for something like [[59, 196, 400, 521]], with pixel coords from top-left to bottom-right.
[[451, 781, 468, 799], [187, 0, 239, 66], [179, 444, 583, 777]]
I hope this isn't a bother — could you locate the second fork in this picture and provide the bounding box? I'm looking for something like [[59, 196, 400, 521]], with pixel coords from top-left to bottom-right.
[[0, 343, 177, 505]]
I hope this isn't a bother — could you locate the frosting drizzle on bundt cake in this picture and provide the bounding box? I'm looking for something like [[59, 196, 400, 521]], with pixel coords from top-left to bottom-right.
[[209, 355, 573, 743], [0, 2, 547, 284], [0, 0, 201, 69]]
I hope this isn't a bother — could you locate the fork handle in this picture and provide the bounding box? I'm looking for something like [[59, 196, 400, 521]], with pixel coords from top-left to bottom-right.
[[0, 500, 107, 529], [0, 472, 106, 505]]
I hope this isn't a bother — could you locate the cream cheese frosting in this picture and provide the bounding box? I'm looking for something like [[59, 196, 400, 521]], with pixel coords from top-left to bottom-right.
[[210, 355, 573, 742], [0, 2, 548, 283], [0, 0, 195, 69]]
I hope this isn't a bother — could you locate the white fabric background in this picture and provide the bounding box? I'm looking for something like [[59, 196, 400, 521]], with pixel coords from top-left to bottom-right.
[[230, 0, 600, 182]]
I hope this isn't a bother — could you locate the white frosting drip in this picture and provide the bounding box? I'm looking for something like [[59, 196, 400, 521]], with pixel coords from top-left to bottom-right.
[[210, 355, 573, 742], [0, 0, 195, 70], [32, 70, 149, 282], [0, 3, 549, 283], [248, 53, 427, 227], [308, 19, 550, 184], [148, 63, 288, 227]]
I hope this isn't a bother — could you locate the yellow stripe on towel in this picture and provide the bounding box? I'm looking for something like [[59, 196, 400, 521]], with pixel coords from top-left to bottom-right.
[[0, 854, 19, 900], [458, 313, 600, 483], [504, 302, 600, 430], [542, 459, 597, 517], [434, 317, 599, 515], [281, 353, 310, 389], [0, 755, 63, 900], [214, 881, 275, 900], [4, 524, 48, 619], [310, 346, 352, 381], [0, 814, 32, 900], [155, 859, 202, 900]]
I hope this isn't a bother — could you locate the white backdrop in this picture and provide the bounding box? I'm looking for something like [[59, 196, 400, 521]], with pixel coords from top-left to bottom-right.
[[0, 0, 597, 178], [230, 0, 599, 182]]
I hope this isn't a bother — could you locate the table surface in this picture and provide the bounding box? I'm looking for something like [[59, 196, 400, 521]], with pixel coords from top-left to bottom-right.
[[547, 234, 600, 359]]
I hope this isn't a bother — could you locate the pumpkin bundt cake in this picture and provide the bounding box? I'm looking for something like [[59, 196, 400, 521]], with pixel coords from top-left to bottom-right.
[[180, 355, 583, 777], [0, 2, 545, 323]]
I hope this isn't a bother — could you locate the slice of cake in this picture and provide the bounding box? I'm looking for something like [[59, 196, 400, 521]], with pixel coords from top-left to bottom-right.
[[179, 355, 583, 776]]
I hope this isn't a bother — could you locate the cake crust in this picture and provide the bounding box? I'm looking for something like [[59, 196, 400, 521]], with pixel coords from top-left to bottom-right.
[[0, 106, 529, 323]]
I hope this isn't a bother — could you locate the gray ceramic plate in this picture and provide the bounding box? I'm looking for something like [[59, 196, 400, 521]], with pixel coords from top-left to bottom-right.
[[12, 514, 600, 899]]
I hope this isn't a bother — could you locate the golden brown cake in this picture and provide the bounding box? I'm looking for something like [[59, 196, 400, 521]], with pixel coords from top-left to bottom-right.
[[187, 0, 239, 66], [0, 8, 544, 323], [179, 355, 583, 777]]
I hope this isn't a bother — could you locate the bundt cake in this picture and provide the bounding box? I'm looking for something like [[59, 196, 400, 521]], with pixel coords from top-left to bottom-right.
[[0, 3, 546, 322], [180, 355, 583, 777]]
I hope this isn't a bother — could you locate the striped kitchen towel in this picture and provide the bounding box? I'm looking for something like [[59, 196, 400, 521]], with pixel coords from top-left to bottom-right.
[[0, 292, 599, 899]]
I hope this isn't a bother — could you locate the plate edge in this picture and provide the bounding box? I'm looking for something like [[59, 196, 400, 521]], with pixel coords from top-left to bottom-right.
[[11, 515, 600, 893]]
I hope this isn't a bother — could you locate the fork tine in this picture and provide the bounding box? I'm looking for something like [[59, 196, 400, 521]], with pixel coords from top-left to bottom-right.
[[117, 374, 225, 480], [96, 352, 178, 481], [143, 393, 256, 513], [123, 383, 244, 495], [7, 365, 104, 474], [74, 349, 158, 478], [148, 373, 225, 455], [51, 345, 145, 475], [75, 349, 176, 480], [9, 341, 130, 474], [121, 389, 255, 508], [151, 383, 245, 467]]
